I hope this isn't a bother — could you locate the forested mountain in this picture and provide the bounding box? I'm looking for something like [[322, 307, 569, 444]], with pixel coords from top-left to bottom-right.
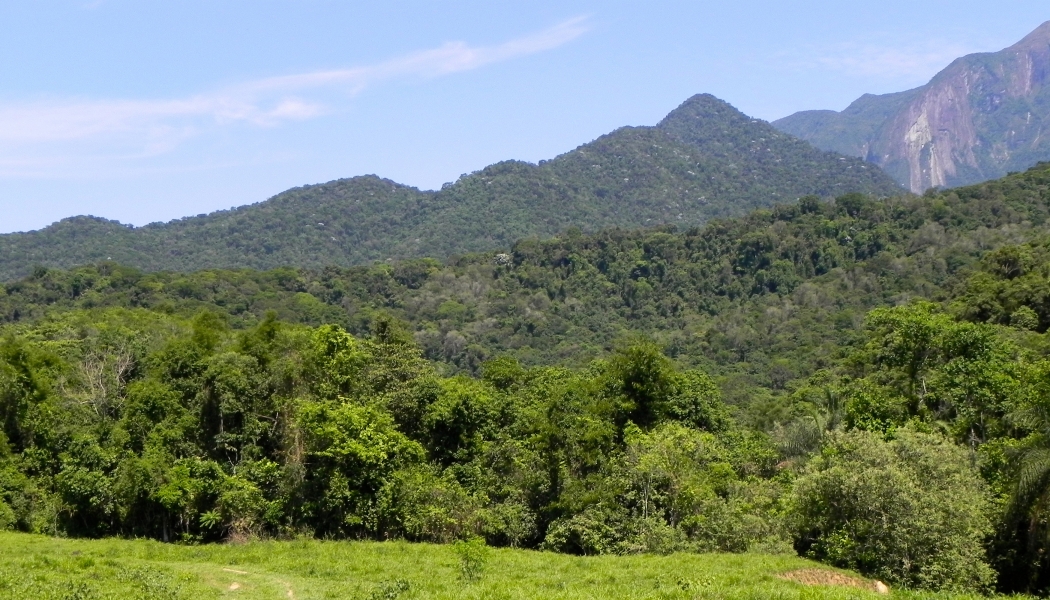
[[4, 165, 1050, 593], [0, 95, 902, 282], [775, 21, 1050, 193], [5, 163, 1050, 418]]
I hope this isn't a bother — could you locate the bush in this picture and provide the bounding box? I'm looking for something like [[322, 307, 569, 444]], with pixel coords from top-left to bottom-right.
[[367, 579, 411, 600], [377, 466, 483, 543], [623, 423, 786, 553], [788, 429, 995, 592], [541, 503, 681, 556], [452, 537, 488, 582], [0, 500, 13, 530], [539, 423, 788, 556]]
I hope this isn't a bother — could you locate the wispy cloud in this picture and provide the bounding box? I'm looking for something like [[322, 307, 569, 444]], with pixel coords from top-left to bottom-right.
[[783, 33, 1008, 86], [245, 14, 592, 93], [811, 42, 974, 80], [0, 16, 590, 176]]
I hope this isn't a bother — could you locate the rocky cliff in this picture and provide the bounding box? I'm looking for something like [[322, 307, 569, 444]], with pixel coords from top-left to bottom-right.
[[775, 21, 1050, 192]]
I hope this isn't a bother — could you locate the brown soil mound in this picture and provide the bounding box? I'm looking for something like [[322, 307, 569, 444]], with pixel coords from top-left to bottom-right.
[[780, 569, 889, 594]]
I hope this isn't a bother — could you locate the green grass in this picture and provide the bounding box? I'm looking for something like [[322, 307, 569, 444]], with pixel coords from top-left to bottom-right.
[[0, 532, 996, 599]]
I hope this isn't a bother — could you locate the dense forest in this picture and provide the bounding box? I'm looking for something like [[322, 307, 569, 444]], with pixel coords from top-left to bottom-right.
[[5, 164, 1049, 418], [3, 165, 1050, 594], [0, 95, 902, 281]]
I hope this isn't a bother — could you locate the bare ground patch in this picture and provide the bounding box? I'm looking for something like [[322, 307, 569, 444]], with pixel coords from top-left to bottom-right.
[[779, 569, 890, 594]]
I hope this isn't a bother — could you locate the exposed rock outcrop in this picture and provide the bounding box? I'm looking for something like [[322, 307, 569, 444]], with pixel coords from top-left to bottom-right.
[[775, 21, 1050, 192]]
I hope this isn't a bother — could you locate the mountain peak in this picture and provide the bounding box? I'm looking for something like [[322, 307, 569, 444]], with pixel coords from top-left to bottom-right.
[[1011, 20, 1050, 50], [656, 95, 773, 149], [658, 94, 752, 128], [0, 91, 903, 280], [774, 20, 1050, 193]]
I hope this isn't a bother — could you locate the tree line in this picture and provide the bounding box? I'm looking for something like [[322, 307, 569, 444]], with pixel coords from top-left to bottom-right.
[[2, 165, 1050, 593], [4, 303, 1046, 593]]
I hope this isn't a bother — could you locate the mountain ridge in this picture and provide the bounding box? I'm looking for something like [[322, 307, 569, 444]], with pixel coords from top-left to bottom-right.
[[775, 20, 1050, 192], [0, 95, 903, 281]]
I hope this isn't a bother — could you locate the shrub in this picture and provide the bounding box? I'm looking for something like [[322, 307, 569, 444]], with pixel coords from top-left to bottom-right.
[[367, 579, 411, 600], [377, 466, 483, 543], [788, 429, 995, 592], [624, 423, 787, 553], [0, 500, 13, 530], [541, 503, 678, 555], [452, 537, 488, 582]]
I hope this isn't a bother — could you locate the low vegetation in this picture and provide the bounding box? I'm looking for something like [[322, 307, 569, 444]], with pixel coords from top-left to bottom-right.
[[0, 532, 998, 599]]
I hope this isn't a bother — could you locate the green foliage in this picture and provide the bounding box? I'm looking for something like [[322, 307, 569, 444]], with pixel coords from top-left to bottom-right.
[[844, 302, 1021, 445], [2, 165, 1048, 425], [622, 423, 787, 553], [957, 239, 1050, 333], [367, 578, 411, 600], [789, 429, 996, 592], [297, 400, 425, 536], [0, 499, 13, 531], [0, 96, 901, 282], [997, 360, 1050, 594], [666, 370, 731, 433], [595, 347, 664, 434], [0, 306, 792, 565], [377, 465, 482, 543], [451, 536, 488, 583], [0, 530, 997, 600], [6, 166, 1050, 593]]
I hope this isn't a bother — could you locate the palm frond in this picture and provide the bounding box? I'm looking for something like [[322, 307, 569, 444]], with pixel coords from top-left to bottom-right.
[[1008, 446, 1050, 523]]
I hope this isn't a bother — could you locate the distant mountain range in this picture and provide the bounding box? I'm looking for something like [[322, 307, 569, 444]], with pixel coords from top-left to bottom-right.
[[0, 95, 902, 281], [775, 21, 1050, 193]]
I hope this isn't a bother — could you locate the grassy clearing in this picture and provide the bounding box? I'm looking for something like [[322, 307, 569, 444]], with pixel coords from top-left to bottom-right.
[[0, 532, 998, 600]]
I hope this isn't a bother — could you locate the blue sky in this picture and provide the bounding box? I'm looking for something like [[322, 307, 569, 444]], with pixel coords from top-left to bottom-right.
[[0, 1, 1045, 233]]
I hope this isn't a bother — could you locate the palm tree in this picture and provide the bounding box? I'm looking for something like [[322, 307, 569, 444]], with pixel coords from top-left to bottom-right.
[[1005, 389, 1050, 593]]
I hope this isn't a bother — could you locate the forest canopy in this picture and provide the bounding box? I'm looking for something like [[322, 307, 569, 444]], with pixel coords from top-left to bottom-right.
[[3, 164, 1050, 594], [0, 96, 902, 282]]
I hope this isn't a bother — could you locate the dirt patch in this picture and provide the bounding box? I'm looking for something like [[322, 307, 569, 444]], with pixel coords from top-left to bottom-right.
[[780, 569, 889, 594]]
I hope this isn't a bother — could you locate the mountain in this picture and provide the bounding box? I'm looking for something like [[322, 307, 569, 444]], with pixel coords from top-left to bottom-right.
[[0, 95, 902, 282], [774, 21, 1050, 193], [4, 162, 1045, 378], [11, 170, 1050, 590]]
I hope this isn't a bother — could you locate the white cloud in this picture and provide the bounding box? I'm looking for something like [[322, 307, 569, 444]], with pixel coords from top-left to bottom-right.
[[783, 33, 1010, 87], [811, 42, 974, 80], [0, 16, 590, 176], [237, 16, 591, 96]]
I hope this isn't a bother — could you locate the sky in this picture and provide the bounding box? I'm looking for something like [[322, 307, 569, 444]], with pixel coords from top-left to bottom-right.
[[0, 1, 1046, 233]]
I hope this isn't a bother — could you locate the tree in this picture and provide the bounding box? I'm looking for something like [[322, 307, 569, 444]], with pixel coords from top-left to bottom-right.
[[999, 360, 1050, 594], [605, 342, 677, 431], [0, 338, 51, 453], [789, 429, 995, 592], [296, 400, 424, 536], [848, 302, 1019, 445]]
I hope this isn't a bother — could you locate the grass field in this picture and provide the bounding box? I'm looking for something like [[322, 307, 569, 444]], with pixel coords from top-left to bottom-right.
[[0, 532, 1004, 600]]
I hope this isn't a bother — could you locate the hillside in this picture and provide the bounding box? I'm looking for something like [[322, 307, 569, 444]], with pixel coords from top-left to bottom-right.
[[0, 95, 902, 282], [775, 21, 1050, 193], [4, 167, 1050, 593], [5, 163, 1049, 413]]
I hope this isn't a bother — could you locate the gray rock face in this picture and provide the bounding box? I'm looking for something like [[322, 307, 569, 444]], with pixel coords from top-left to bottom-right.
[[775, 21, 1050, 193]]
